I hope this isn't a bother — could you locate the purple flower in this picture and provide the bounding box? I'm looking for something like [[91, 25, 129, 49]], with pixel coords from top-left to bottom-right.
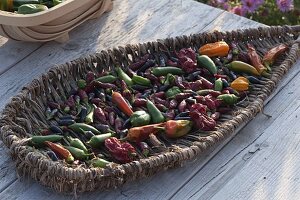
[[276, 0, 294, 12], [241, 0, 264, 13], [230, 5, 247, 16]]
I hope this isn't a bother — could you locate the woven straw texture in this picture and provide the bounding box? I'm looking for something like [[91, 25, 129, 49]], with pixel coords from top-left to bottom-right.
[[0, 25, 300, 194]]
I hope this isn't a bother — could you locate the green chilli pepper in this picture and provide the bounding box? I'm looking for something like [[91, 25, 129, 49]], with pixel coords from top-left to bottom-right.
[[146, 100, 165, 123], [85, 104, 94, 124], [77, 79, 87, 89], [29, 135, 63, 146], [152, 67, 183, 76], [116, 67, 133, 86], [164, 73, 175, 85], [217, 94, 239, 105], [64, 146, 91, 160], [166, 86, 181, 98], [227, 61, 260, 76], [68, 123, 101, 135], [86, 133, 114, 148], [197, 55, 217, 74], [89, 158, 111, 168], [67, 136, 88, 153], [214, 78, 223, 91], [130, 110, 151, 127], [17, 4, 48, 14], [95, 75, 117, 83], [132, 75, 151, 87]]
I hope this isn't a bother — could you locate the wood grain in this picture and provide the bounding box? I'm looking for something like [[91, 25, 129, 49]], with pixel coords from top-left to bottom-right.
[[0, 0, 298, 199]]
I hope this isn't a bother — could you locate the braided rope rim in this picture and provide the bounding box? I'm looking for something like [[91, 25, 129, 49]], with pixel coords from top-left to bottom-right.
[[0, 25, 299, 193]]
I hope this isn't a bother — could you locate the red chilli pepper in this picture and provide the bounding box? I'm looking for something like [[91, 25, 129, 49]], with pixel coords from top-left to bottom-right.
[[105, 137, 137, 163], [112, 91, 134, 116], [45, 141, 74, 163], [263, 44, 288, 70], [247, 44, 267, 75]]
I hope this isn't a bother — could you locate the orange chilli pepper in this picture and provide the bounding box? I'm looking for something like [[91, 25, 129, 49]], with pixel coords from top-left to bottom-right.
[[112, 91, 133, 116], [45, 141, 74, 163], [263, 44, 288, 70], [247, 44, 267, 75], [199, 41, 230, 57], [230, 77, 249, 91]]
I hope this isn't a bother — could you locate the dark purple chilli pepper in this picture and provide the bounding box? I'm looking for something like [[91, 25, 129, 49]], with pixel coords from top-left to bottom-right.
[[94, 124, 110, 133], [138, 142, 150, 157], [86, 71, 95, 84], [155, 104, 168, 112], [109, 112, 116, 126], [133, 98, 147, 107], [169, 99, 178, 109], [93, 81, 118, 90], [137, 59, 156, 73], [94, 107, 107, 124], [50, 125, 63, 134], [114, 117, 123, 134], [178, 100, 187, 113], [78, 89, 88, 104], [175, 93, 192, 101], [129, 54, 150, 70], [154, 96, 169, 108], [175, 76, 186, 89]]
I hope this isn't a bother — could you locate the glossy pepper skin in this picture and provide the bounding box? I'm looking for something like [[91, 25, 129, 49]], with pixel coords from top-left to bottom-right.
[[130, 110, 151, 127], [116, 67, 133, 86], [112, 91, 134, 116], [87, 133, 114, 148], [45, 141, 74, 163], [89, 158, 111, 168], [230, 77, 249, 91], [146, 100, 165, 123], [263, 44, 288, 70], [199, 41, 230, 57], [29, 135, 63, 146], [126, 123, 165, 142], [197, 55, 218, 75], [17, 4, 48, 14], [217, 94, 239, 105], [227, 61, 260, 76], [165, 120, 193, 138]]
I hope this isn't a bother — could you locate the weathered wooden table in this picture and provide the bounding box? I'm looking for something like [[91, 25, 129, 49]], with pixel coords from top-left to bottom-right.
[[0, 0, 300, 199]]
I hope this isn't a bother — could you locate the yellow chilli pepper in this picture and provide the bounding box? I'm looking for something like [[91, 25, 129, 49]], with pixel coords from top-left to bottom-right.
[[230, 77, 249, 91], [199, 41, 230, 57]]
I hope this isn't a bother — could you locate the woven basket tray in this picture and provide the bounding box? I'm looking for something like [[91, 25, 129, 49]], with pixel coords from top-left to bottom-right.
[[0, 0, 113, 42], [0, 25, 300, 194]]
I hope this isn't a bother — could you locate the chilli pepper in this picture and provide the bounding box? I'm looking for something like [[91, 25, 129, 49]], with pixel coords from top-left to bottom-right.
[[130, 110, 151, 127], [197, 55, 218, 75], [86, 133, 114, 148], [64, 146, 91, 160], [230, 77, 249, 91], [112, 91, 134, 116], [227, 61, 260, 76], [178, 100, 187, 112], [77, 79, 87, 89], [85, 105, 94, 124], [196, 89, 221, 97], [146, 100, 165, 123], [198, 41, 230, 57], [45, 141, 74, 163], [189, 110, 216, 131], [86, 71, 95, 83], [68, 123, 101, 134], [30, 135, 63, 146], [133, 98, 147, 107], [263, 44, 288, 70], [138, 142, 150, 157], [214, 78, 223, 91], [67, 136, 88, 153], [94, 106, 107, 124], [46, 150, 59, 161], [78, 89, 88, 104], [217, 94, 239, 105], [95, 75, 117, 83], [132, 75, 152, 87], [17, 4, 48, 14], [105, 137, 137, 163], [89, 158, 111, 168], [93, 81, 118, 90], [129, 54, 150, 70], [247, 44, 267, 75], [137, 59, 156, 73], [166, 86, 181, 98], [116, 67, 133, 86], [152, 67, 184, 76], [198, 77, 214, 89], [125, 123, 165, 142], [164, 120, 193, 138]]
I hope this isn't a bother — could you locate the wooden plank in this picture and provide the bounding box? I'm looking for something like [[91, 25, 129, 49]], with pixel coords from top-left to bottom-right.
[[171, 61, 300, 200], [0, 37, 42, 75], [0, 1, 291, 200]]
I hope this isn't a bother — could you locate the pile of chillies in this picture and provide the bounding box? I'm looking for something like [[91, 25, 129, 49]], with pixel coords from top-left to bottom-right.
[[28, 41, 288, 167], [0, 0, 63, 14]]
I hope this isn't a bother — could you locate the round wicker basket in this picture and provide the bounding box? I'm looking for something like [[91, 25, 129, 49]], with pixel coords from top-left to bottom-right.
[[0, 0, 113, 42]]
